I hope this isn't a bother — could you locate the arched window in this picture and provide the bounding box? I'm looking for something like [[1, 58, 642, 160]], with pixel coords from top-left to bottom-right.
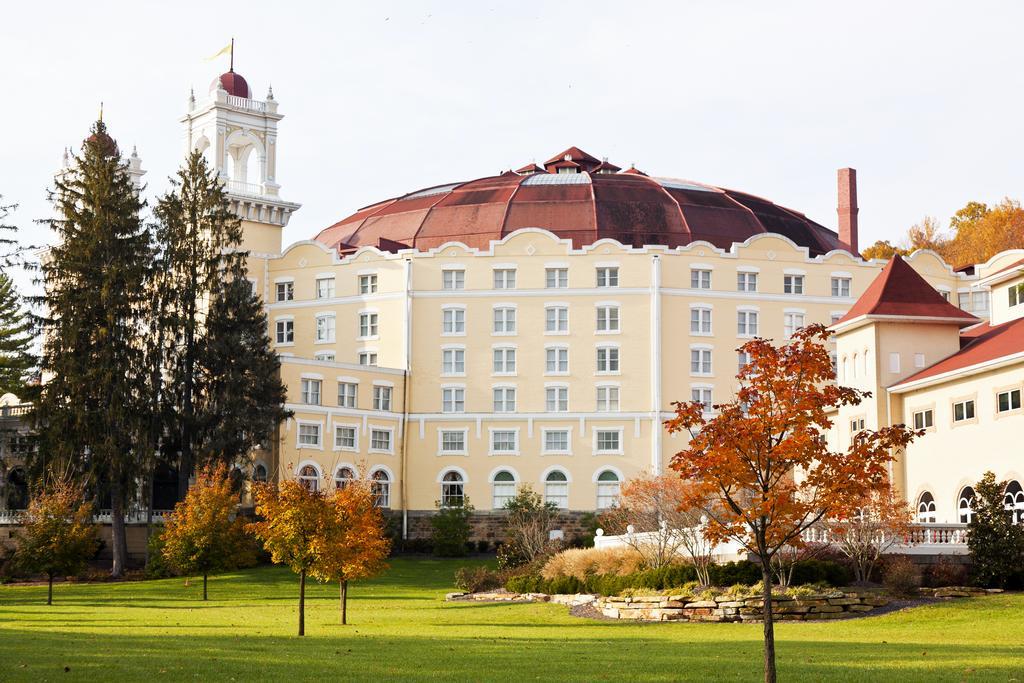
[[917, 491, 936, 523], [253, 463, 268, 483], [4, 467, 28, 510], [596, 470, 621, 510], [958, 486, 976, 524], [297, 465, 320, 492], [544, 470, 569, 509], [334, 466, 356, 490], [441, 471, 464, 508], [371, 470, 391, 508], [1004, 481, 1024, 524], [492, 471, 516, 509], [852, 353, 858, 379]]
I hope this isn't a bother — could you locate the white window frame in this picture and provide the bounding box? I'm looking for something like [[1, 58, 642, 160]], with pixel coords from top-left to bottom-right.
[[441, 346, 466, 376], [831, 276, 851, 298], [690, 268, 712, 290], [596, 344, 620, 375], [358, 272, 378, 295], [315, 313, 337, 344], [275, 317, 295, 346], [358, 311, 378, 340], [737, 271, 758, 293], [333, 424, 359, 451], [997, 388, 1022, 414], [442, 386, 466, 414], [912, 409, 933, 430], [783, 311, 806, 339], [545, 385, 569, 413], [369, 427, 395, 454], [373, 384, 393, 412], [690, 304, 712, 336], [337, 379, 358, 408], [596, 266, 619, 288], [596, 384, 620, 412], [492, 345, 517, 376], [296, 420, 323, 450], [300, 377, 323, 405], [316, 275, 336, 300], [596, 304, 620, 334], [488, 427, 520, 456], [275, 279, 294, 302], [545, 267, 568, 289], [737, 308, 759, 337], [357, 350, 378, 367], [690, 344, 713, 377], [493, 267, 517, 290], [492, 305, 517, 335], [492, 385, 517, 413], [438, 428, 469, 456], [783, 274, 805, 295], [441, 305, 466, 336], [593, 427, 625, 455], [491, 470, 518, 509], [442, 268, 465, 291], [541, 427, 573, 455], [545, 345, 570, 375], [545, 305, 570, 335]]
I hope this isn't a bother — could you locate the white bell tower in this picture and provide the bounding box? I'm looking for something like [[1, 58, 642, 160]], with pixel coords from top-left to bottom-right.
[[180, 63, 300, 256]]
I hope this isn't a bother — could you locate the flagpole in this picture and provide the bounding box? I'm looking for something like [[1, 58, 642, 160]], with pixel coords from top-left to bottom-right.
[[230, 37, 234, 72]]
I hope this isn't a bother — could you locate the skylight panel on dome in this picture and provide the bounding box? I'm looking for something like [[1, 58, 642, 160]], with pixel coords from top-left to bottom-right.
[[521, 172, 592, 186], [404, 183, 463, 199], [654, 177, 715, 192]]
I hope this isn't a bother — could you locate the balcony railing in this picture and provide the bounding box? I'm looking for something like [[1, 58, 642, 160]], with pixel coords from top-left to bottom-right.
[[0, 508, 174, 524], [225, 180, 264, 197], [226, 95, 267, 113]]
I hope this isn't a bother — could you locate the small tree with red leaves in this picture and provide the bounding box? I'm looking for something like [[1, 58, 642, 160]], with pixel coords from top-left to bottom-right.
[[666, 324, 919, 683]]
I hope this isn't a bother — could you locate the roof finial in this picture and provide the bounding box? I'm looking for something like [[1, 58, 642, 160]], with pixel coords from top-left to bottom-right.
[[99, 101, 104, 122], [267, 83, 275, 100], [229, 37, 235, 72]]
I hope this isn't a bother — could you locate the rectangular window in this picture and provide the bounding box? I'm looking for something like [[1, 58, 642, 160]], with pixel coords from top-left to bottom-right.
[[849, 417, 865, 445], [545, 347, 569, 374], [370, 429, 392, 452], [338, 382, 357, 408], [596, 267, 619, 288], [737, 272, 758, 292], [373, 386, 392, 411], [690, 307, 712, 335], [440, 430, 465, 453], [493, 269, 516, 289], [545, 306, 569, 333], [545, 387, 569, 412], [1010, 284, 1024, 307], [546, 268, 568, 289], [276, 320, 294, 344], [953, 399, 976, 422], [298, 424, 321, 447], [913, 409, 933, 430], [889, 352, 901, 374], [544, 430, 570, 453], [690, 269, 711, 290], [997, 389, 1022, 413], [831, 277, 851, 298], [316, 277, 335, 299], [783, 312, 805, 338], [596, 346, 620, 373], [492, 347, 516, 374], [442, 388, 465, 413], [491, 430, 517, 453], [442, 308, 466, 334], [301, 378, 322, 405], [914, 353, 926, 368], [596, 386, 619, 412], [316, 315, 336, 343], [737, 310, 759, 337], [442, 348, 465, 375], [358, 312, 378, 338], [335, 426, 356, 450], [596, 306, 620, 332], [783, 274, 804, 295], [738, 351, 752, 373], [957, 292, 969, 310], [493, 307, 516, 334], [276, 281, 294, 302], [442, 269, 464, 290], [690, 348, 712, 375], [358, 351, 377, 366], [493, 387, 516, 413], [595, 430, 621, 453], [359, 274, 378, 294], [692, 387, 712, 411], [315, 352, 335, 362]]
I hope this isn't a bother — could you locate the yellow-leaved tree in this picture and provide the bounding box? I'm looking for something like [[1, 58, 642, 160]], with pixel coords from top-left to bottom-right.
[[160, 463, 253, 600], [247, 478, 330, 636], [314, 479, 391, 624]]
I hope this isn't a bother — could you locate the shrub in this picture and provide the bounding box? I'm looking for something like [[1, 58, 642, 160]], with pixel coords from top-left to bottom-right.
[[454, 566, 504, 593], [883, 556, 921, 597], [496, 541, 528, 569], [708, 561, 761, 586], [967, 472, 1024, 588], [476, 540, 490, 554], [789, 559, 854, 587], [925, 556, 968, 588], [541, 547, 646, 581], [143, 527, 178, 579], [402, 538, 434, 554], [431, 498, 474, 557]]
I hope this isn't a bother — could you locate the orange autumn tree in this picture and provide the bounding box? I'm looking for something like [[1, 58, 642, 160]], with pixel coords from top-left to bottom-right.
[[314, 479, 391, 625], [248, 479, 331, 636], [161, 463, 252, 600], [666, 324, 919, 683]]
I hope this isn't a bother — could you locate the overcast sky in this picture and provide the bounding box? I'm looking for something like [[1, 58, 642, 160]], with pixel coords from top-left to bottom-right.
[[4, 1, 1023, 277]]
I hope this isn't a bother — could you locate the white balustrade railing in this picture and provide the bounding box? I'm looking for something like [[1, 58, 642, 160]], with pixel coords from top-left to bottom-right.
[[226, 95, 267, 113], [226, 180, 264, 197], [0, 509, 173, 525]]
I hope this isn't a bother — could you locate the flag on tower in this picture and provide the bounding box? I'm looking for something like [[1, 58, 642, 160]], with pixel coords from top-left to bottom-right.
[[205, 42, 232, 62]]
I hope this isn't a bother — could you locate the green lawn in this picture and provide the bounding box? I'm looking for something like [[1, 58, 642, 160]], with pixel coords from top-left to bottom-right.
[[1, 559, 1022, 681]]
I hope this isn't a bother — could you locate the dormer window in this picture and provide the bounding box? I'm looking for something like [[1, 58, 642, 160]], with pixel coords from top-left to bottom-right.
[[1009, 283, 1024, 307]]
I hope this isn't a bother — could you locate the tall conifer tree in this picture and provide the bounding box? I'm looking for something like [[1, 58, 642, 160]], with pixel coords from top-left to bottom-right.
[[34, 120, 154, 577], [152, 150, 245, 497], [0, 273, 36, 395]]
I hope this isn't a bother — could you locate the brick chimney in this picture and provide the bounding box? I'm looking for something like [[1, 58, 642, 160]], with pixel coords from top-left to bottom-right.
[[837, 168, 859, 254]]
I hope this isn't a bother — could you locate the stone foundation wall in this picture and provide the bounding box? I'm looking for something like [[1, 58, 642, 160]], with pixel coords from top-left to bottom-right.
[[596, 591, 890, 622], [1, 524, 151, 565], [397, 510, 592, 543]]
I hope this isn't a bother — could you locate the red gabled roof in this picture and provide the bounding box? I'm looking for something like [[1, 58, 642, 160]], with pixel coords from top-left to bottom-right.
[[834, 255, 979, 327], [591, 160, 622, 173], [515, 163, 545, 175], [622, 165, 648, 176], [894, 317, 1024, 387], [544, 146, 601, 168]]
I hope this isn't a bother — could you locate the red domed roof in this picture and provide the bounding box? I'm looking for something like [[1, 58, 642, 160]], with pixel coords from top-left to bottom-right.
[[211, 71, 250, 98], [315, 147, 845, 255]]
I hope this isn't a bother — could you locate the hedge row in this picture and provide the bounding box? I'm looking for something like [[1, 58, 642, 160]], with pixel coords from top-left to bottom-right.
[[505, 559, 852, 596]]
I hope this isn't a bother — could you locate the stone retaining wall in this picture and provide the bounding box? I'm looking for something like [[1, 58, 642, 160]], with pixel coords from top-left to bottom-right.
[[595, 591, 890, 622]]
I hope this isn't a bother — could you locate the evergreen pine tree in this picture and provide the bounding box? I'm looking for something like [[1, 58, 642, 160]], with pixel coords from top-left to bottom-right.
[[152, 150, 278, 496], [33, 120, 154, 577], [195, 259, 289, 465], [0, 273, 36, 395], [967, 471, 1024, 588]]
